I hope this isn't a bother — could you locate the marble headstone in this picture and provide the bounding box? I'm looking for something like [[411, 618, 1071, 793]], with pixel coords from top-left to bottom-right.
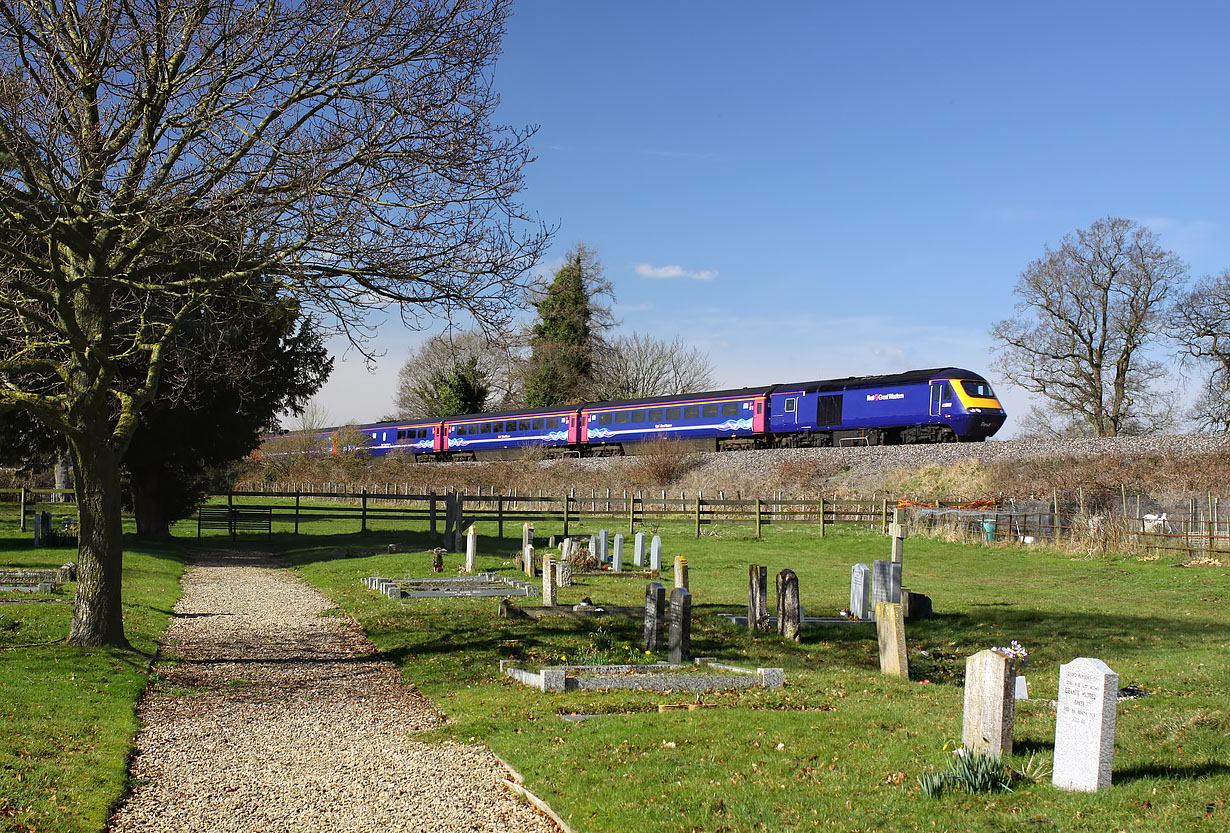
[[850, 563, 871, 620], [633, 532, 646, 567], [870, 560, 901, 620], [649, 535, 663, 571], [597, 528, 609, 563], [465, 526, 477, 572], [1052, 657, 1118, 792], [612, 533, 624, 572], [542, 556, 556, 607]]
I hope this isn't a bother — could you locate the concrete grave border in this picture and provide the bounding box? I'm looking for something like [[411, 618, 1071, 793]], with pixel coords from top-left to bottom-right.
[[500, 657, 784, 692], [364, 573, 538, 599]]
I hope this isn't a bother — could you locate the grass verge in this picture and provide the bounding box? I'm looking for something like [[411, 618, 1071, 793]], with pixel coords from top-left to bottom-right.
[[0, 516, 186, 833]]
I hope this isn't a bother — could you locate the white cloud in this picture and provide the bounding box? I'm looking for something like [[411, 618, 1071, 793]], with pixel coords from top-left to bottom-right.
[[634, 263, 718, 281]]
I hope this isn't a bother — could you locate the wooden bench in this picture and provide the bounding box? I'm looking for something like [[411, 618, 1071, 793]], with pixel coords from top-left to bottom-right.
[[197, 506, 272, 538]]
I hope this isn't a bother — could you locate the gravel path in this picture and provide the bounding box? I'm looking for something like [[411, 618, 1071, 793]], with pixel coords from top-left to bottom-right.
[[110, 550, 559, 833]]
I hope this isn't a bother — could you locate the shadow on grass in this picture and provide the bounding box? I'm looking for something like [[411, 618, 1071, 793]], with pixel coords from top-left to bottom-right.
[[1115, 762, 1230, 782]]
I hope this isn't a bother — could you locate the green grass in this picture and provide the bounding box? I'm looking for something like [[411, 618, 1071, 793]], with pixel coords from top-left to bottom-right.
[[0, 515, 186, 833], [278, 518, 1230, 833]]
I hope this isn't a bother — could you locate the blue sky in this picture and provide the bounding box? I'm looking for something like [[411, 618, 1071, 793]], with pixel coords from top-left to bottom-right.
[[314, 1, 1230, 435]]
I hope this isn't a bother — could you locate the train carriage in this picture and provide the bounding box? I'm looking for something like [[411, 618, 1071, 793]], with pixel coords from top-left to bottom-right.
[[581, 387, 773, 455]]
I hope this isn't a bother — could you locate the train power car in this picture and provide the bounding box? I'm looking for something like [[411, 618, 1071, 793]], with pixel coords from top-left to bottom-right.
[[269, 367, 1005, 460]]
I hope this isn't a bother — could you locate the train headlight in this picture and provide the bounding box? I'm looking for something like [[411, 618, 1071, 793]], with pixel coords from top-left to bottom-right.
[[968, 408, 983, 414]]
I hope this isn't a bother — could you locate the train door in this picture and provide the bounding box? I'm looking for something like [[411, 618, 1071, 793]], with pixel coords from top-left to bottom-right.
[[752, 398, 766, 433], [929, 383, 944, 417], [569, 413, 582, 444], [434, 423, 447, 452], [783, 395, 799, 426]]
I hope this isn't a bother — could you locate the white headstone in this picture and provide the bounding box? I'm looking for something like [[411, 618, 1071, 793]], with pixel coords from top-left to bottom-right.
[[650, 535, 662, 571], [464, 526, 477, 572], [612, 533, 624, 572], [1014, 676, 1028, 700], [633, 532, 646, 567], [1053, 658, 1118, 792], [597, 528, 609, 563], [542, 556, 556, 607], [850, 563, 871, 620]]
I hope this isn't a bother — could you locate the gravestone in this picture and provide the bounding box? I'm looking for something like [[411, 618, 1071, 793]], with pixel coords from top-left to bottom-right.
[[674, 556, 689, 589], [555, 560, 573, 588], [870, 560, 902, 620], [776, 569, 801, 641], [889, 507, 907, 563], [643, 582, 666, 651], [649, 535, 663, 571], [32, 516, 42, 546], [961, 649, 1015, 756], [900, 587, 933, 621], [560, 538, 572, 564], [542, 556, 556, 607], [633, 532, 646, 567], [612, 534, 624, 572], [522, 523, 534, 553], [874, 602, 908, 678], [387, 544, 398, 554], [667, 586, 692, 663], [747, 564, 769, 633], [465, 526, 477, 572], [597, 529, 609, 563], [1015, 676, 1029, 700], [1053, 658, 1119, 792], [524, 544, 535, 578], [850, 563, 872, 620]]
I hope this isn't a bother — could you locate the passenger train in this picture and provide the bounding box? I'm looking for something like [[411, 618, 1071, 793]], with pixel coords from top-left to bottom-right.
[[278, 367, 1006, 461]]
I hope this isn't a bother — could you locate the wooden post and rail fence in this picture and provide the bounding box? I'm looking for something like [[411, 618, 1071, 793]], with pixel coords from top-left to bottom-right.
[[3, 485, 1230, 557]]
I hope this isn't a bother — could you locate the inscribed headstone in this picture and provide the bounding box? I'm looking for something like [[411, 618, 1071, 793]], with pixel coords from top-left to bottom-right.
[[961, 649, 1015, 757], [633, 532, 646, 567], [776, 569, 801, 641], [643, 582, 666, 651], [870, 560, 901, 620], [850, 563, 871, 620], [874, 602, 908, 678], [667, 586, 692, 663], [1052, 658, 1118, 792]]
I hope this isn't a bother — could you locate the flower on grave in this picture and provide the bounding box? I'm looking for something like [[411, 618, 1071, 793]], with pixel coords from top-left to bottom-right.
[[990, 640, 1028, 665], [559, 654, 567, 662]]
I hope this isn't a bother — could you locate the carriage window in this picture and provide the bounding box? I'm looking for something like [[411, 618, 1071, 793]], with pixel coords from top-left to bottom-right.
[[418, 429, 428, 438], [721, 403, 738, 417], [665, 408, 681, 420], [684, 406, 700, 419], [492, 422, 504, 432], [480, 423, 490, 433], [784, 398, 796, 413], [532, 418, 544, 429], [599, 413, 613, 425], [702, 404, 718, 418], [961, 380, 995, 399], [519, 420, 531, 431], [397, 430, 407, 440], [648, 409, 663, 422], [614, 412, 628, 424], [630, 410, 646, 423]]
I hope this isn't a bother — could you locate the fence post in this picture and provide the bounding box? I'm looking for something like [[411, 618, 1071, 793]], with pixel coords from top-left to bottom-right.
[[497, 496, 504, 539], [430, 494, 437, 541], [881, 499, 888, 534], [1053, 489, 1059, 541], [819, 497, 825, 537], [628, 493, 635, 534], [294, 492, 300, 535], [18, 486, 26, 532], [755, 498, 762, 540], [563, 493, 570, 538], [361, 489, 368, 533], [695, 496, 701, 538]]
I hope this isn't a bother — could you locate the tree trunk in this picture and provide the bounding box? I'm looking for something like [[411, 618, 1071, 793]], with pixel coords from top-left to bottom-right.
[[67, 437, 130, 648], [130, 466, 173, 541]]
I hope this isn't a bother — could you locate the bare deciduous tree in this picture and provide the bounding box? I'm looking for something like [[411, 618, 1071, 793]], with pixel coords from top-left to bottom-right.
[[393, 329, 522, 418], [990, 217, 1185, 438], [1169, 270, 1230, 430], [592, 332, 716, 400], [0, 0, 548, 646]]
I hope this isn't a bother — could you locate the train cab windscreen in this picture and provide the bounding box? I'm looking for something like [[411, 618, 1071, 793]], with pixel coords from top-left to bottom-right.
[[961, 380, 996, 399]]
